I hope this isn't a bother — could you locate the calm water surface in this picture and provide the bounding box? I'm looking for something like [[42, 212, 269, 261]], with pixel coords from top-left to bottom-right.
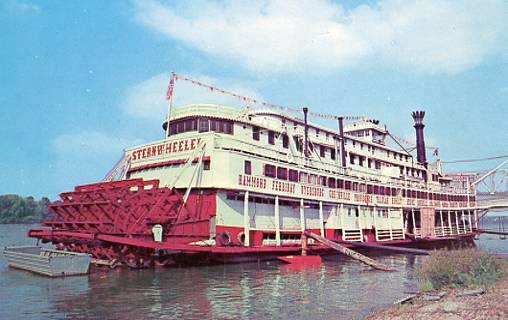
[[0, 224, 506, 320]]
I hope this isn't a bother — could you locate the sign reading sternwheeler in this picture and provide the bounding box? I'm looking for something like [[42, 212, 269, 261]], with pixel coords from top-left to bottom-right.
[[130, 138, 202, 161]]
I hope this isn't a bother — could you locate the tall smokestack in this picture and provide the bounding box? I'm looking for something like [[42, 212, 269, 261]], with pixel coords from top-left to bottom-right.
[[338, 117, 346, 168], [303, 107, 309, 157], [412, 111, 427, 164]]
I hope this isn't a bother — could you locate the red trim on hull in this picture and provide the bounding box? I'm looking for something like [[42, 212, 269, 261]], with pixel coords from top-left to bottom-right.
[[29, 227, 478, 255]]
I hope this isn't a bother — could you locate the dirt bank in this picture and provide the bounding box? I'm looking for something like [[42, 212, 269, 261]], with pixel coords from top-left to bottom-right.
[[365, 276, 508, 320]]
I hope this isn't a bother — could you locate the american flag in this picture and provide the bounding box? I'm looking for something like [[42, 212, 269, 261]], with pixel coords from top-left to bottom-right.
[[165, 75, 174, 100]]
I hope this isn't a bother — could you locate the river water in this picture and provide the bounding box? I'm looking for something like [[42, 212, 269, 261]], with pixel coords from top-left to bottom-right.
[[0, 224, 506, 320]]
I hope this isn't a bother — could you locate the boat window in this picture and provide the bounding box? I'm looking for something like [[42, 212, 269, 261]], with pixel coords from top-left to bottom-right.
[[328, 177, 336, 188], [177, 121, 185, 133], [337, 179, 344, 189], [210, 119, 217, 131], [320, 176, 327, 186], [264, 164, 276, 178], [330, 148, 336, 160], [352, 182, 358, 191], [224, 121, 234, 134], [320, 146, 326, 158], [244, 160, 251, 175], [288, 169, 299, 182], [345, 180, 351, 190], [277, 167, 288, 180], [199, 118, 209, 132], [367, 185, 373, 194], [253, 126, 260, 141], [190, 119, 197, 131], [373, 185, 379, 195], [299, 172, 308, 184], [268, 131, 275, 145], [203, 160, 210, 171], [294, 136, 302, 152], [282, 134, 289, 148], [170, 122, 177, 135], [167, 118, 199, 135]]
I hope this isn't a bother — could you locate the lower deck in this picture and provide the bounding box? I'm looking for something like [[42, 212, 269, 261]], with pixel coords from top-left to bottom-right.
[[214, 190, 478, 248]]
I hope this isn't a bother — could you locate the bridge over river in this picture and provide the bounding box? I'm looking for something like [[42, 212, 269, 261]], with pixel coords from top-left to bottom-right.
[[446, 158, 508, 226]]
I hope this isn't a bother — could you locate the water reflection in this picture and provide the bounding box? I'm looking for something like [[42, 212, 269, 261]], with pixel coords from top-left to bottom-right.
[[14, 255, 420, 320], [4, 225, 503, 320]]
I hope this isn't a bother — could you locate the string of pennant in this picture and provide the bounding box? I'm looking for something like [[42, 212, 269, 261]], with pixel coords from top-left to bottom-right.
[[165, 72, 440, 156], [166, 72, 368, 121]]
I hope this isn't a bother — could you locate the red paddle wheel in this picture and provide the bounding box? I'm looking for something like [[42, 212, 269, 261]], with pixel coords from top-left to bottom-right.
[[29, 178, 212, 268]]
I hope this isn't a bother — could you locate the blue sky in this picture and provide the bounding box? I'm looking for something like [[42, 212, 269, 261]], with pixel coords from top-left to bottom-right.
[[1, 0, 507, 199]]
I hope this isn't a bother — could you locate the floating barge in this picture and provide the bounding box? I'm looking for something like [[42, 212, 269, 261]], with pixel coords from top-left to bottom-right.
[[3, 246, 90, 277], [28, 74, 480, 268]]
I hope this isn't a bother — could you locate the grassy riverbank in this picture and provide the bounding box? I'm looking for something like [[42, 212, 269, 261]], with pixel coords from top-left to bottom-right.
[[366, 249, 508, 320]]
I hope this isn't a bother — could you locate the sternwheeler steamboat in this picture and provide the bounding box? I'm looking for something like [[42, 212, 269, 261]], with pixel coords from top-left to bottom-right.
[[29, 74, 479, 267]]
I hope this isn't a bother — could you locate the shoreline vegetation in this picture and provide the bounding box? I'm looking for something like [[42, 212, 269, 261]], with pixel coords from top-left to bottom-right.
[[366, 249, 508, 320], [0, 194, 51, 223]]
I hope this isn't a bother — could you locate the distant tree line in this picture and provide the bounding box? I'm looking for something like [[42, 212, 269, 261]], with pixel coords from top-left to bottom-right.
[[0, 194, 52, 223]]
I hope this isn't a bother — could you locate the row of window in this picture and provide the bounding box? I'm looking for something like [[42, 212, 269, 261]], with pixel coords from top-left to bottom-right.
[[349, 153, 426, 178], [251, 128, 420, 178], [246, 161, 470, 201], [252, 126, 409, 164], [168, 117, 234, 135], [226, 193, 320, 209]]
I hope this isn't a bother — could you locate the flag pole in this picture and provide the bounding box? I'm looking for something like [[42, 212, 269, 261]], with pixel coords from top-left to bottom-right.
[[165, 72, 176, 138]]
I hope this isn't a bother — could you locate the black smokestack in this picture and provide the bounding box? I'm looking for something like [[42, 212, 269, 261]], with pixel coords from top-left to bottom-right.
[[412, 111, 427, 164], [338, 117, 346, 168], [303, 107, 309, 157]]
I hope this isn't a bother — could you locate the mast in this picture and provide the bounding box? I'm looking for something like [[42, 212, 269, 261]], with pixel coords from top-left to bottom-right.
[[165, 72, 176, 138]]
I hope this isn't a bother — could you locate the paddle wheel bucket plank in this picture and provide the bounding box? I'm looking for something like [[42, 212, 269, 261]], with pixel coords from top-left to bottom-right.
[[44, 179, 183, 235], [34, 178, 199, 267]]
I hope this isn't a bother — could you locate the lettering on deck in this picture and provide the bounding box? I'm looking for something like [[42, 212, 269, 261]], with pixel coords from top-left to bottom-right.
[[271, 180, 295, 193], [131, 138, 201, 161], [238, 174, 267, 189]]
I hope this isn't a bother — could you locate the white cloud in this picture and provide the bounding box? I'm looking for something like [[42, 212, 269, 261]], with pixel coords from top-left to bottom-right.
[[52, 131, 142, 158], [51, 131, 145, 187], [133, 0, 508, 74], [122, 72, 263, 121], [122, 73, 170, 120], [5, 0, 41, 14]]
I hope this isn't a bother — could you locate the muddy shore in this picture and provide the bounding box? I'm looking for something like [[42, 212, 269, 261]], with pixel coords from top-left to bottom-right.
[[365, 275, 508, 320]]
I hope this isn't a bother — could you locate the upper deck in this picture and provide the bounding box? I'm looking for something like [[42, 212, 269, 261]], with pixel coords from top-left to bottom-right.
[[124, 104, 474, 209]]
